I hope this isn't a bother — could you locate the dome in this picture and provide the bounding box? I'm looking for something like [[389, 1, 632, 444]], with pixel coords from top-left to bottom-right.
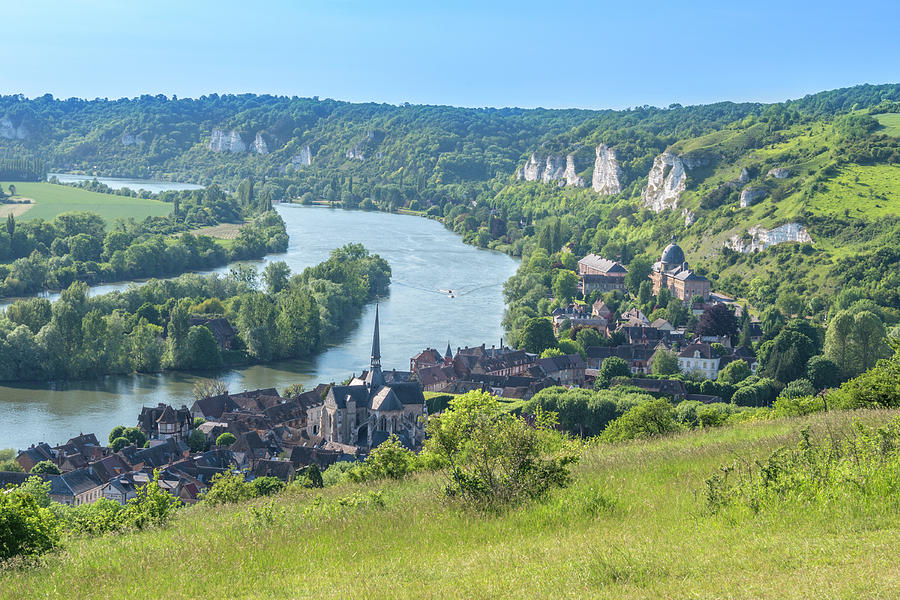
[[660, 240, 685, 266]]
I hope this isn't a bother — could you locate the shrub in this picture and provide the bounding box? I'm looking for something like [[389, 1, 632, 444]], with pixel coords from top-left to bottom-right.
[[296, 464, 324, 488], [250, 476, 285, 497], [827, 353, 900, 409], [110, 437, 131, 452], [425, 391, 577, 509], [30, 461, 61, 475], [216, 432, 237, 447], [771, 395, 826, 418], [0, 488, 60, 560], [778, 379, 816, 399], [201, 472, 255, 505], [425, 394, 454, 414], [0, 459, 22, 472], [524, 387, 618, 436], [121, 470, 181, 530], [806, 355, 841, 390], [348, 436, 418, 482], [601, 398, 679, 442]]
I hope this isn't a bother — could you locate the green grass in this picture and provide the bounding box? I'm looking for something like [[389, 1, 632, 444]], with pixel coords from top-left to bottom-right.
[[4, 409, 900, 599], [874, 113, 900, 137], [2, 182, 172, 226], [806, 164, 900, 218]]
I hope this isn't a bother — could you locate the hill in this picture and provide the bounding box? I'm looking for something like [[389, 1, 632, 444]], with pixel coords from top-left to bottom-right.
[[3, 408, 899, 599]]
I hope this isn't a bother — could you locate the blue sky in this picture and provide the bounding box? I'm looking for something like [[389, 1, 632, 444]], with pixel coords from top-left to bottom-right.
[[2, 0, 898, 109]]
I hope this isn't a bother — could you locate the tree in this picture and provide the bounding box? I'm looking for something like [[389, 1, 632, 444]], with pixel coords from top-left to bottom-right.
[[829, 353, 900, 409], [519, 318, 556, 354], [0, 484, 59, 559], [575, 327, 603, 349], [625, 257, 652, 296], [0, 459, 23, 472], [192, 378, 228, 402], [187, 429, 207, 453], [540, 347, 564, 358], [216, 432, 236, 447], [110, 437, 131, 452], [263, 261, 291, 295], [596, 356, 631, 389], [718, 359, 751, 385], [651, 349, 680, 376], [557, 338, 585, 359], [853, 311, 891, 373], [30, 460, 61, 475], [108, 425, 126, 445], [298, 463, 324, 488], [638, 280, 652, 305], [696, 304, 739, 338], [185, 325, 222, 370], [759, 329, 817, 384], [350, 435, 417, 481], [806, 355, 841, 390], [778, 379, 815, 399], [552, 270, 579, 303]]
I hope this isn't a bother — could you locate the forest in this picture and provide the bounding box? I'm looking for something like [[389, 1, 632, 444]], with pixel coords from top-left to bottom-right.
[[0, 243, 389, 381]]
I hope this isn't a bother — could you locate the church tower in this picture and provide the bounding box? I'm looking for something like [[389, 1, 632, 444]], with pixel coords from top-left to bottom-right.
[[366, 304, 385, 388]]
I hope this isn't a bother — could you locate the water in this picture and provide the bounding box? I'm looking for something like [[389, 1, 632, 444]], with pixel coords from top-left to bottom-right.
[[0, 204, 519, 449], [47, 173, 205, 194]]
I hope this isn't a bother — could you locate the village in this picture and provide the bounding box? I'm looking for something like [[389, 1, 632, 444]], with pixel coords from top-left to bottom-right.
[[0, 240, 767, 507]]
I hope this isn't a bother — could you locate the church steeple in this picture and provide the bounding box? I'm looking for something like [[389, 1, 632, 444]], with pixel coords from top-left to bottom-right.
[[368, 304, 384, 387]]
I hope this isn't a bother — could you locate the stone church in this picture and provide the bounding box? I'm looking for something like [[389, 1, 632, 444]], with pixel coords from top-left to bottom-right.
[[308, 306, 426, 449], [650, 238, 711, 302]]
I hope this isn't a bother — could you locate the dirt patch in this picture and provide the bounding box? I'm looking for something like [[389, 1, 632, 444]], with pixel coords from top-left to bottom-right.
[[0, 200, 34, 217], [188, 222, 244, 239]]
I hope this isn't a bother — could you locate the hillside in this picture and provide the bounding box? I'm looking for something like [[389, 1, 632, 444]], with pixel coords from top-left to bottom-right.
[[3, 409, 899, 599]]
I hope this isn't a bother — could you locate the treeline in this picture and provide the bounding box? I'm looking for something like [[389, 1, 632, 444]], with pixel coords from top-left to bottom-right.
[[0, 155, 46, 181], [0, 243, 390, 380]]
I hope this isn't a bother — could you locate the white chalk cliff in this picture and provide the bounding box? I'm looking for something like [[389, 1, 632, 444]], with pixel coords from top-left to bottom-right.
[[739, 187, 766, 208], [563, 154, 585, 187], [767, 167, 791, 179], [251, 133, 268, 155], [0, 117, 27, 140], [294, 145, 313, 166], [541, 155, 566, 184], [592, 144, 622, 195], [641, 152, 687, 212], [208, 129, 246, 153], [726, 223, 812, 253], [121, 133, 145, 146]]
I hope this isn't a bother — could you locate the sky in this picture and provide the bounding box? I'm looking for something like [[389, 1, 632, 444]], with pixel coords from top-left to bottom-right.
[[2, 0, 898, 109]]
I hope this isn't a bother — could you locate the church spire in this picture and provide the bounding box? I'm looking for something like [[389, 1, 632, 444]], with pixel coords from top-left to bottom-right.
[[368, 304, 384, 387]]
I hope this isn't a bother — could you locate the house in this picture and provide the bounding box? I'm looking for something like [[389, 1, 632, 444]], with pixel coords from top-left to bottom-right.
[[537, 354, 586, 386], [577, 254, 628, 278], [552, 304, 608, 333], [60, 469, 104, 505], [16, 443, 56, 472], [650, 238, 711, 302], [581, 273, 627, 296], [138, 403, 193, 440], [650, 318, 674, 331], [410, 347, 447, 373], [591, 299, 613, 321], [251, 459, 295, 482], [189, 316, 237, 351], [102, 475, 138, 505], [585, 344, 659, 375], [190, 394, 241, 421], [677, 342, 721, 380]]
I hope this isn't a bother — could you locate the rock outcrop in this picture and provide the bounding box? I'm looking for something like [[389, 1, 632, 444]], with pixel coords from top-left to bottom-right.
[[592, 144, 622, 195], [250, 133, 268, 155], [541, 155, 566, 184], [738, 167, 750, 184], [284, 146, 313, 172], [121, 133, 145, 146], [563, 154, 585, 187], [519, 153, 543, 181], [682, 208, 695, 226], [208, 129, 246, 153], [641, 152, 687, 212], [739, 187, 767, 208], [767, 167, 791, 179], [726, 223, 812, 253], [0, 117, 27, 140]]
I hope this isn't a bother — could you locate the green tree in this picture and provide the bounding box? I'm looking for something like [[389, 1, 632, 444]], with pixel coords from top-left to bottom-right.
[[216, 432, 236, 447], [540, 347, 564, 358], [759, 328, 817, 384], [651, 349, 680, 376], [110, 437, 131, 452], [350, 435, 417, 481], [552, 270, 579, 303], [185, 325, 222, 370], [596, 356, 631, 389], [263, 261, 291, 295], [806, 355, 841, 390], [575, 327, 603, 349], [718, 359, 751, 385], [30, 460, 61, 475], [625, 257, 652, 296], [0, 485, 59, 559], [519, 318, 556, 354], [187, 429, 207, 453], [0, 459, 23, 472]]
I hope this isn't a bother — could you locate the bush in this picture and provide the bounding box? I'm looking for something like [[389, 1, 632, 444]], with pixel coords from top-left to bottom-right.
[[348, 436, 418, 482], [601, 398, 679, 442], [425, 391, 577, 509], [296, 464, 324, 488], [828, 353, 900, 409], [250, 476, 285, 497], [771, 395, 826, 418], [30, 460, 61, 475], [121, 470, 181, 530], [0, 459, 22, 472], [201, 472, 255, 505], [0, 487, 60, 560], [524, 387, 618, 436], [425, 394, 454, 414], [216, 432, 237, 447]]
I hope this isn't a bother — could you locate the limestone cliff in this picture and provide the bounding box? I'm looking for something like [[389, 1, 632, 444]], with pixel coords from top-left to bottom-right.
[[295, 145, 313, 166], [121, 133, 145, 146], [739, 187, 766, 208], [641, 152, 687, 212], [726, 223, 812, 253], [563, 154, 585, 187], [208, 129, 246, 153], [767, 167, 791, 179], [520, 153, 543, 181], [591, 144, 622, 195], [251, 133, 268, 155], [0, 117, 27, 140], [541, 155, 566, 184]]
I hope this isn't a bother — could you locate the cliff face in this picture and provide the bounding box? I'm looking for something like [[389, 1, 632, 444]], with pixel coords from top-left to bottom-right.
[[739, 187, 766, 208], [768, 167, 791, 178], [208, 129, 246, 153], [0, 117, 27, 140], [563, 154, 585, 187], [641, 152, 687, 212], [541, 155, 566, 184], [295, 145, 312, 166], [726, 223, 813, 253], [520, 153, 542, 181], [121, 133, 145, 146], [251, 133, 268, 155], [591, 144, 622, 195]]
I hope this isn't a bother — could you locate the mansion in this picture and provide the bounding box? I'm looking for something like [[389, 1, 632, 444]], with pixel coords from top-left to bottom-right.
[[650, 238, 711, 302]]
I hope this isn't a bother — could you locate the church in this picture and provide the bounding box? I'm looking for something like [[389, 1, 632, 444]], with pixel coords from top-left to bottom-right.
[[650, 238, 711, 302], [308, 306, 427, 450]]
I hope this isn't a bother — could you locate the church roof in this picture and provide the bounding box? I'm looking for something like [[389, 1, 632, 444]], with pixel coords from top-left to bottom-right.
[[370, 388, 403, 412], [673, 270, 709, 282]]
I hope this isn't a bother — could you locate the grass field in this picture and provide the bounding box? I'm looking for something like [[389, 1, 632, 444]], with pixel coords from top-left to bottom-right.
[[1, 182, 172, 226], [806, 163, 900, 218], [187, 222, 244, 239], [3, 409, 899, 599], [875, 112, 900, 137]]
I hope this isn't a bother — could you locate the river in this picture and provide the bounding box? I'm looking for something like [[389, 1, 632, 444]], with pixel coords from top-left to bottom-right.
[[48, 173, 205, 194], [0, 204, 519, 450]]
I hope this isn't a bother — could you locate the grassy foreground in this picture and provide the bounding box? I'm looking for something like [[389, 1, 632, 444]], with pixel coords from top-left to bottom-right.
[[2, 182, 172, 225], [4, 410, 900, 599]]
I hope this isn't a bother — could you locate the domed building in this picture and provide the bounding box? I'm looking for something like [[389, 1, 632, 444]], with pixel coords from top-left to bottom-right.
[[650, 238, 710, 302]]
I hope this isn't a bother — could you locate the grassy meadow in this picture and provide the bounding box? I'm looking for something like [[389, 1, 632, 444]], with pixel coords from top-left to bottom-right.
[[3, 409, 899, 599], [1, 182, 172, 226]]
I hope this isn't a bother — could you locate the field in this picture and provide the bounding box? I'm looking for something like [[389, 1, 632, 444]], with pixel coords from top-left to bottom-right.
[[875, 112, 900, 137], [1, 182, 172, 226], [186, 222, 244, 239], [4, 409, 899, 599]]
